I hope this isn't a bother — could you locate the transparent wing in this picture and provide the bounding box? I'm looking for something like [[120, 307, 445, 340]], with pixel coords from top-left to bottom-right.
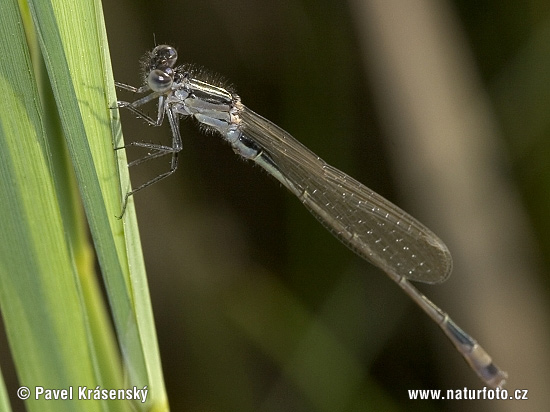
[[239, 106, 452, 284]]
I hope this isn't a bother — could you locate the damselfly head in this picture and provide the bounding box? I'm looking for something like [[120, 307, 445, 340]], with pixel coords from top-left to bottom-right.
[[140, 45, 178, 88], [147, 66, 174, 93], [149, 45, 178, 70]]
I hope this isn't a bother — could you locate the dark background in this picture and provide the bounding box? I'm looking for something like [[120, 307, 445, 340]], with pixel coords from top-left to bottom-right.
[[105, 1, 550, 411], [8, 1, 542, 411]]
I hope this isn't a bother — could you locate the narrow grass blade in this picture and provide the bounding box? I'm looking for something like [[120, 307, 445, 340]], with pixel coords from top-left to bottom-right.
[[0, 1, 114, 411], [25, 0, 168, 409], [0, 0, 168, 410]]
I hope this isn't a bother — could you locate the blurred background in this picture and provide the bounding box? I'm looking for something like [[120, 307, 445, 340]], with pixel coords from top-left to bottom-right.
[[103, 0, 550, 411], [11, 0, 546, 411]]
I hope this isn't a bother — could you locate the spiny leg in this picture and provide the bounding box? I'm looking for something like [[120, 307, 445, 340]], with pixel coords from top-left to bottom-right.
[[115, 81, 150, 94], [127, 148, 172, 168], [115, 142, 175, 168], [115, 100, 184, 218], [117, 150, 179, 219], [116, 94, 165, 126]]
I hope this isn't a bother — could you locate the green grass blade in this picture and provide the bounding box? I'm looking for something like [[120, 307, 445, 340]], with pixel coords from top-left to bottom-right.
[[0, 1, 113, 411], [0, 371, 12, 412], [25, 0, 168, 409], [0, 0, 168, 410]]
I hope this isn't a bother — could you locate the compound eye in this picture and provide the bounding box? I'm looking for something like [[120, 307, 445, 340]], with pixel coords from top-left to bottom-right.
[[151, 45, 178, 68], [148, 67, 173, 92]]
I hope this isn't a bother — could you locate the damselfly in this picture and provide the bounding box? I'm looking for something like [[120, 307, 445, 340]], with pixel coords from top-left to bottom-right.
[[115, 45, 507, 388]]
